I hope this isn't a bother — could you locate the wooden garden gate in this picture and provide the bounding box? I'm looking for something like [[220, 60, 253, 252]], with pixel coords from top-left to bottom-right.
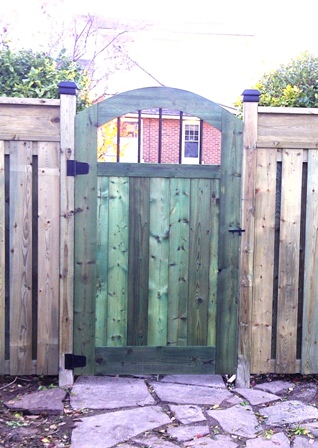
[[73, 87, 243, 376]]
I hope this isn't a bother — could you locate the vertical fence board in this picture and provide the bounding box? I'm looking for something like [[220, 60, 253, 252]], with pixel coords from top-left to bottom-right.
[[96, 176, 109, 347], [106, 177, 129, 346], [74, 106, 98, 374], [59, 92, 76, 385], [168, 178, 190, 346], [127, 177, 150, 346], [37, 142, 60, 374], [0, 141, 4, 374], [217, 112, 242, 374], [188, 179, 211, 346], [148, 178, 170, 346], [276, 149, 303, 373], [302, 150, 318, 373], [9, 141, 33, 374], [207, 179, 220, 347], [251, 148, 277, 372], [237, 101, 258, 386]]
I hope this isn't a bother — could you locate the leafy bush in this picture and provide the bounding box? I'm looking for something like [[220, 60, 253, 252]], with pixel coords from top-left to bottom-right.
[[256, 52, 318, 107], [236, 52, 318, 114], [0, 47, 91, 111]]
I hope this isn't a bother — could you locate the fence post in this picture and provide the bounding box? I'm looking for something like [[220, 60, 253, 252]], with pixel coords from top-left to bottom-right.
[[58, 81, 77, 386], [236, 89, 260, 388]]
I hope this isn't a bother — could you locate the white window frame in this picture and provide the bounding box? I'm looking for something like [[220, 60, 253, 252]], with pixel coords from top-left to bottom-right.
[[182, 119, 201, 164]]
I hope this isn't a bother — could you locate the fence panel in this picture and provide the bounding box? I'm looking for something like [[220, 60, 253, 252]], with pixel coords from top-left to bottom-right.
[[0, 95, 75, 379], [302, 150, 318, 373], [0, 141, 5, 374], [245, 106, 318, 376]]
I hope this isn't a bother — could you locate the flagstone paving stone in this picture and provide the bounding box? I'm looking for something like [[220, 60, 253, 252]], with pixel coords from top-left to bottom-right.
[[166, 424, 210, 442], [70, 406, 171, 448], [4, 387, 66, 414], [9, 374, 318, 447], [235, 388, 281, 405], [301, 422, 318, 437], [185, 434, 239, 447], [169, 404, 206, 424], [207, 404, 259, 438], [70, 375, 155, 410], [254, 380, 294, 395], [150, 381, 232, 405], [293, 436, 318, 447], [245, 432, 290, 447], [259, 400, 318, 426], [161, 374, 226, 388], [132, 433, 179, 447]]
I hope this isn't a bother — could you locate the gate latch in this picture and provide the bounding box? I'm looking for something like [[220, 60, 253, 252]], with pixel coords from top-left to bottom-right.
[[229, 227, 245, 236], [65, 354, 87, 369], [67, 160, 89, 176]]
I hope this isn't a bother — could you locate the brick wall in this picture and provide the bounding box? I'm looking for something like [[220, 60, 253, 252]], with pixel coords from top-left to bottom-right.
[[142, 118, 221, 164]]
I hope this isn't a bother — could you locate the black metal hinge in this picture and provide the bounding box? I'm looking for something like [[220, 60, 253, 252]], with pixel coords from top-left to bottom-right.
[[67, 160, 89, 176], [65, 354, 87, 369], [229, 227, 245, 236]]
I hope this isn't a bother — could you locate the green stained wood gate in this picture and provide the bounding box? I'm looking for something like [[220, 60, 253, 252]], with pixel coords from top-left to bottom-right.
[[74, 87, 243, 375]]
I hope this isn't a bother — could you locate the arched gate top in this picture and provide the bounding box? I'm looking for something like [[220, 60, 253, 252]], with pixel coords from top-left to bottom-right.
[[80, 86, 237, 131]]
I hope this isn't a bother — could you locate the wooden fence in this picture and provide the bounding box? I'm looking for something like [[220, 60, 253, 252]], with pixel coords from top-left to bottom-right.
[[0, 85, 76, 385], [238, 95, 318, 386], [2, 86, 318, 387]]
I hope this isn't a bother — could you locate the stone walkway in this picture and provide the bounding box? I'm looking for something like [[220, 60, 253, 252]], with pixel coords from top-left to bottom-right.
[[6, 374, 318, 447]]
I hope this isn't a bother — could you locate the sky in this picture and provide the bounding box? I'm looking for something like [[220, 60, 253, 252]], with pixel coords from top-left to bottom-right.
[[2, 0, 318, 107]]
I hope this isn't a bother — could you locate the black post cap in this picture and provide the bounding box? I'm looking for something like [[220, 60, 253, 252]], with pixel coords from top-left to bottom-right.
[[242, 89, 261, 103], [58, 81, 78, 96]]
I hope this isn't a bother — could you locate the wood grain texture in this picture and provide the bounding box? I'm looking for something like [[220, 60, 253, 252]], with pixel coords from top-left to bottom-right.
[[188, 179, 211, 346], [302, 150, 318, 373], [147, 178, 170, 346], [0, 141, 4, 374], [167, 178, 190, 346], [106, 177, 129, 346], [236, 101, 258, 387], [59, 92, 76, 386], [97, 87, 225, 130], [97, 162, 221, 179], [276, 149, 303, 373], [251, 148, 277, 373], [207, 180, 220, 347], [0, 104, 60, 141], [9, 141, 33, 374], [258, 112, 318, 147], [127, 177, 150, 346], [96, 176, 109, 347], [95, 346, 215, 375], [217, 110, 243, 375], [74, 106, 98, 374], [37, 142, 60, 375]]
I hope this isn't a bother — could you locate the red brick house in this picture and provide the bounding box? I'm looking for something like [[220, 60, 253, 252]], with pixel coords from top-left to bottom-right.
[[98, 109, 221, 164]]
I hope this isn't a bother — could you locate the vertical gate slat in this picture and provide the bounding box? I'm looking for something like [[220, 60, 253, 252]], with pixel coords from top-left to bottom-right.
[[0, 141, 4, 374], [148, 177, 170, 346], [106, 176, 129, 346], [37, 142, 60, 374], [276, 149, 303, 373], [96, 176, 109, 346], [9, 141, 33, 374], [216, 112, 242, 374], [188, 178, 211, 346], [207, 179, 220, 347], [127, 177, 150, 346], [302, 150, 318, 373], [251, 148, 277, 373], [168, 178, 190, 346], [74, 106, 98, 374]]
